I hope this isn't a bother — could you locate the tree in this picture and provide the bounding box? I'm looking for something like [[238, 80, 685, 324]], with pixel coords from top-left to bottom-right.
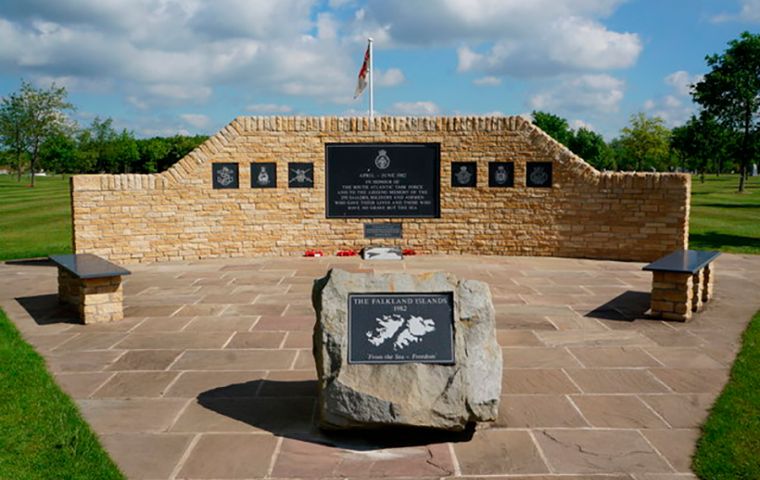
[[532, 111, 572, 146], [618, 113, 671, 171], [39, 132, 78, 175], [693, 31, 760, 192], [0, 90, 27, 181], [569, 127, 611, 170], [671, 113, 735, 181]]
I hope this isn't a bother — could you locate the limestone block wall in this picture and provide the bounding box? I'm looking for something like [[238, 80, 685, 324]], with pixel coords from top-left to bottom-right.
[[71, 116, 689, 264]]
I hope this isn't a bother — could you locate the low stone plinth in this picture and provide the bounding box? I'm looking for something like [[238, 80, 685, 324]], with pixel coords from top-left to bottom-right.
[[58, 268, 125, 324], [312, 268, 502, 431]]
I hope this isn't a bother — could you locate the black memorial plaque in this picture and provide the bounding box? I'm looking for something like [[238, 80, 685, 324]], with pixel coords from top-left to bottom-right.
[[288, 162, 314, 188], [326, 143, 440, 218], [212, 163, 239, 189], [348, 293, 455, 364], [451, 162, 477, 187], [488, 162, 514, 188], [526, 162, 553, 188], [251, 162, 277, 188], [364, 223, 403, 239]]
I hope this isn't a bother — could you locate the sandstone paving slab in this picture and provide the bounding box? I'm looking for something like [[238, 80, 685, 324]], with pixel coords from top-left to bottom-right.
[[565, 369, 670, 394], [77, 398, 189, 434], [55, 372, 113, 398], [497, 330, 543, 346], [503, 369, 580, 394], [496, 313, 558, 331], [537, 330, 657, 348], [129, 316, 193, 332], [497, 395, 589, 428], [177, 433, 278, 479], [502, 347, 583, 369], [170, 349, 296, 371], [453, 429, 549, 475], [115, 331, 232, 350], [223, 303, 288, 316], [568, 347, 663, 368], [639, 394, 717, 429], [535, 429, 672, 474], [124, 305, 182, 318], [173, 303, 228, 317], [105, 349, 183, 371], [260, 371, 317, 397], [282, 330, 312, 348], [544, 315, 610, 331], [100, 433, 194, 480], [272, 438, 455, 478], [183, 315, 258, 332], [570, 395, 669, 429], [20, 332, 78, 351], [44, 349, 124, 372], [253, 314, 314, 331], [638, 331, 705, 348], [292, 349, 316, 370], [164, 371, 266, 398], [642, 347, 725, 369], [641, 429, 700, 473], [51, 332, 128, 351], [648, 368, 729, 394], [92, 371, 180, 398], [226, 331, 286, 349]]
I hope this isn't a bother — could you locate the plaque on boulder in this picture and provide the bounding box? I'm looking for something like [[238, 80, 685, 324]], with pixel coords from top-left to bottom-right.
[[251, 162, 276, 188], [526, 162, 552, 188], [212, 163, 239, 189], [451, 162, 477, 187], [288, 162, 314, 188], [488, 162, 514, 188], [312, 269, 502, 430]]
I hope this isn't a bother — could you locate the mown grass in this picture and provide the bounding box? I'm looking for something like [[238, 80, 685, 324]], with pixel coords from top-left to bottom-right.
[[689, 174, 760, 254], [0, 308, 124, 479], [0, 174, 72, 261], [693, 311, 760, 479]]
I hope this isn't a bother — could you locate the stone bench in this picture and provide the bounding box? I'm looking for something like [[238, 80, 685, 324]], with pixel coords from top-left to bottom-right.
[[643, 250, 720, 322], [49, 254, 131, 324]]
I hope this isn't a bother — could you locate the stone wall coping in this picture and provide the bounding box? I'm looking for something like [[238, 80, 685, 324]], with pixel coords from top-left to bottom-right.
[[70, 115, 689, 192]]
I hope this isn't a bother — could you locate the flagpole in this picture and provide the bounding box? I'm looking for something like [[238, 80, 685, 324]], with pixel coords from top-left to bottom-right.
[[368, 37, 374, 121]]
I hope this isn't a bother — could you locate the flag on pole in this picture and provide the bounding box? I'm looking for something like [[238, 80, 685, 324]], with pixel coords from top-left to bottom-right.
[[353, 43, 370, 99]]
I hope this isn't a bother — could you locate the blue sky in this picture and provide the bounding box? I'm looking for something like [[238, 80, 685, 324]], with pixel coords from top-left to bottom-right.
[[0, 0, 757, 139]]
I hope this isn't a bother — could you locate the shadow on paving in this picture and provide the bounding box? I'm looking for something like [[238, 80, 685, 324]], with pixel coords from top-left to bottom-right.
[[198, 379, 474, 451], [15, 293, 80, 326], [585, 290, 650, 321]]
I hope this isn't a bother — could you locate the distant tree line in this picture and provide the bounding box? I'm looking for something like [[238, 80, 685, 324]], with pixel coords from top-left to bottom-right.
[[533, 31, 760, 192], [0, 81, 207, 186]]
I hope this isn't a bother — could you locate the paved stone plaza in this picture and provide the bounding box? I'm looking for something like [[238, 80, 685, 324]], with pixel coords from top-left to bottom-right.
[[2, 254, 759, 479]]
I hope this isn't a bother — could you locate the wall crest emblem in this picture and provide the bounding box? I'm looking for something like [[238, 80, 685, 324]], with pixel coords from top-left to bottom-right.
[[374, 149, 390, 169]]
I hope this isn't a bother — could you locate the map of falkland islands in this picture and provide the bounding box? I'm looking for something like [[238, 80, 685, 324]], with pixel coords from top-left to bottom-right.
[[366, 314, 436, 351]]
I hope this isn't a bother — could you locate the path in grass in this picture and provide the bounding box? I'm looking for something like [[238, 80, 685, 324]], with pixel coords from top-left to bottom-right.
[[689, 174, 760, 254], [0, 175, 72, 261], [693, 311, 760, 479], [0, 308, 123, 479]]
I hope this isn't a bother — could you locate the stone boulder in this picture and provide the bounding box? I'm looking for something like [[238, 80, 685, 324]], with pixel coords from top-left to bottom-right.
[[312, 269, 501, 431]]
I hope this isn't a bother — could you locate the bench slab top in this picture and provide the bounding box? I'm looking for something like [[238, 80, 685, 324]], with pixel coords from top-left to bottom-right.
[[49, 254, 131, 279], [642, 250, 721, 274]]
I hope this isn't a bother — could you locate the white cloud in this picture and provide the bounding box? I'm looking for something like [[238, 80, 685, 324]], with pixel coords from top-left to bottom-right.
[[375, 68, 405, 86], [473, 76, 501, 86], [529, 74, 624, 113], [180, 113, 211, 129], [390, 101, 440, 115], [712, 0, 760, 23], [665, 70, 703, 97], [570, 118, 595, 131], [246, 103, 293, 113]]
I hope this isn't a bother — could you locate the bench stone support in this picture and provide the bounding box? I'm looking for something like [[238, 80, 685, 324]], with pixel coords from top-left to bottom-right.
[[692, 269, 704, 313], [650, 271, 693, 322], [702, 264, 714, 303], [57, 268, 124, 324]]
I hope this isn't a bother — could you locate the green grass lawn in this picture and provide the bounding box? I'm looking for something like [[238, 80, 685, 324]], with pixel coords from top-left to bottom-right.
[[693, 311, 760, 480], [0, 308, 124, 479], [0, 174, 72, 261], [689, 174, 760, 254]]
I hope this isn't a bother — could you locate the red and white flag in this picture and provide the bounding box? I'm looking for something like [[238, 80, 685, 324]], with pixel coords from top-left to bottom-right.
[[353, 44, 370, 99]]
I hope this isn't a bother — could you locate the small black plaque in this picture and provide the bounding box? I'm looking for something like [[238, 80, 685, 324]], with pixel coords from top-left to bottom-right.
[[212, 163, 239, 189], [288, 162, 314, 188], [488, 162, 514, 188], [348, 293, 455, 364], [526, 162, 553, 188], [451, 162, 477, 187], [364, 223, 403, 239], [251, 162, 277, 188]]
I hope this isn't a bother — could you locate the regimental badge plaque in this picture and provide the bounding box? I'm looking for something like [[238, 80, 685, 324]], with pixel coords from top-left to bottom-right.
[[526, 162, 553, 188], [212, 163, 239, 189], [251, 162, 277, 188], [348, 293, 455, 364], [488, 162, 514, 188], [451, 162, 477, 187], [288, 162, 314, 188]]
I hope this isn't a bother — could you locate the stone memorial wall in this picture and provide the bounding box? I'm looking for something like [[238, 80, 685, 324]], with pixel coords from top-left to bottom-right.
[[70, 116, 690, 264]]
